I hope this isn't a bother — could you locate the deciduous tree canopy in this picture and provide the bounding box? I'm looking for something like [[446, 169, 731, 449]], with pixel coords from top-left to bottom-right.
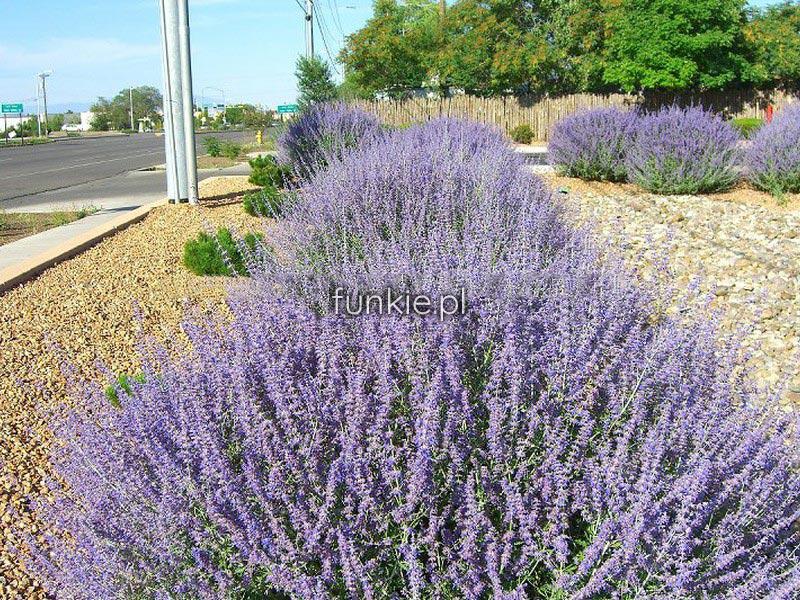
[[339, 0, 799, 97], [90, 86, 162, 131]]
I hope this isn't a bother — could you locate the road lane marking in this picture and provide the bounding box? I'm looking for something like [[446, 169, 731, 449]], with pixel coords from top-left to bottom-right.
[[0, 149, 164, 181]]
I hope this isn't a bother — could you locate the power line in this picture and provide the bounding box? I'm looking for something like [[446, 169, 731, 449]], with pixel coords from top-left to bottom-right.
[[314, 5, 341, 73], [326, 0, 345, 37]]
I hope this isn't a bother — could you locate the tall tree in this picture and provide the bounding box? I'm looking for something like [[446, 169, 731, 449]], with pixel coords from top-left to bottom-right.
[[340, 0, 440, 97], [295, 56, 338, 111], [745, 1, 800, 88], [90, 86, 162, 131], [602, 0, 754, 91]]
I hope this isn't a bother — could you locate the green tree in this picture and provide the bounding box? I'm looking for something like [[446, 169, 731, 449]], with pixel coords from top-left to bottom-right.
[[745, 2, 800, 87], [295, 56, 338, 111], [90, 86, 163, 131], [602, 0, 754, 91], [436, 0, 599, 95], [340, 0, 440, 97]]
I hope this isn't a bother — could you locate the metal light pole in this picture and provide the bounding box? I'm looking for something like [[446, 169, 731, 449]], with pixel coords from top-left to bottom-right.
[[177, 0, 198, 204], [37, 71, 52, 136], [159, 0, 188, 202], [129, 86, 135, 131], [305, 0, 314, 57]]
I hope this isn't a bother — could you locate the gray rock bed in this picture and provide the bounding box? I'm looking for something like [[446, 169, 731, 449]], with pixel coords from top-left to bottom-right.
[[559, 188, 800, 407]]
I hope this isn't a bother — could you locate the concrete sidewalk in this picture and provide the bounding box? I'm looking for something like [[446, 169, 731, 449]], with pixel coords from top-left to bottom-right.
[[0, 163, 250, 273]]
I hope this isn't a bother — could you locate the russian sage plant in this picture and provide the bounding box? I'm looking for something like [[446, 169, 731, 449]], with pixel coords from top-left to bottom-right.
[[25, 119, 800, 599], [261, 118, 570, 312], [548, 108, 638, 181], [626, 105, 741, 194], [29, 297, 800, 598], [277, 101, 384, 180], [747, 104, 800, 197]]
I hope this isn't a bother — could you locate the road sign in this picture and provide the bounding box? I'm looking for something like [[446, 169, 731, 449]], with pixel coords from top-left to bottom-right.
[[1, 103, 23, 114], [277, 104, 299, 114]]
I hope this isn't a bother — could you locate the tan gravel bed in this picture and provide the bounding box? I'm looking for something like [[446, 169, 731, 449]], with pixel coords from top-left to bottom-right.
[[546, 175, 800, 406], [198, 174, 258, 200], [0, 191, 266, 598]]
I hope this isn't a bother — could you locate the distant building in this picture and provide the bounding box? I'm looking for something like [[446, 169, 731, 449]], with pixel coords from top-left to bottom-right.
[[0, 114, 32, 133], [79, 111, 94, 132]]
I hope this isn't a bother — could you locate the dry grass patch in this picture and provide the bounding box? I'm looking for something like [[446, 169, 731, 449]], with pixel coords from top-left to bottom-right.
[[0, 208, 97, 247], [197, 154, 240, 169]]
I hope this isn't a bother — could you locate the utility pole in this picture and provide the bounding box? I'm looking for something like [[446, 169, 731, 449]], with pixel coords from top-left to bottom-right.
[[305, 0, 314, 58], [37, 71, 51, 136], [129, 86, 135, 131], [35, 78, 41, 137]]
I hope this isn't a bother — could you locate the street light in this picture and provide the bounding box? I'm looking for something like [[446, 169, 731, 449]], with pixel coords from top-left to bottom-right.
[[37, 71, 53, 136]]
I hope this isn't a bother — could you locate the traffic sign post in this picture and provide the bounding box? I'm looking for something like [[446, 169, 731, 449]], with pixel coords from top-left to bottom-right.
[[277, 104, 299, 114], [2, 104, 24, 145]]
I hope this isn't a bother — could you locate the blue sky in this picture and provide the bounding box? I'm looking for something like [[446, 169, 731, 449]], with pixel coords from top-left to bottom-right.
[[0, 0, 786, 113], [0, 0, 374, 112]]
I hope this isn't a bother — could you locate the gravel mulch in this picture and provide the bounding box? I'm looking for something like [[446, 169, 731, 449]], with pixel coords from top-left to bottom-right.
[[0, 177, 266, 598], [545, 174, 800, 406]]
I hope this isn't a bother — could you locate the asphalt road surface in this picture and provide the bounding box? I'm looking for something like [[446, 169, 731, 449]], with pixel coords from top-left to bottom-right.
[[0, 130, 252, 204]]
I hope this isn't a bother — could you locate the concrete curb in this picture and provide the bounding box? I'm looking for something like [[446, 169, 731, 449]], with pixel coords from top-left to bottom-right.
[[0, 199, 166, 294]]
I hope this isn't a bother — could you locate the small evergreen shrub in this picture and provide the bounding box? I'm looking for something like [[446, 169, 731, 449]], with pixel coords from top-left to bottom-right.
[[248, 155, 292, 188], [202, 136, 222, 157], [182, 228, 261, 276], [278, 101, 384, 180], [626, 105, 741, 194], [747, 105, 800, 197], [549, 108, 639, 182], [220, 140, 242, 160], [731, 117, 764, 139], [510, 123, 534, 144], [243, 186, 282, 217]]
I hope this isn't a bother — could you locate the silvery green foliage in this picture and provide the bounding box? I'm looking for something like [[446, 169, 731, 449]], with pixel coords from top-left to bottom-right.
[[277, 101, 384, 181], [27, 119, 800, 599], [626, 105, 741, 194], [747, 104, 800, 196], [548, 108, 639, 181]]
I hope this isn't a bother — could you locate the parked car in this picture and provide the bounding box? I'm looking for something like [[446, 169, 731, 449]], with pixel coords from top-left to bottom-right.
[[62, 123, 81, 132]]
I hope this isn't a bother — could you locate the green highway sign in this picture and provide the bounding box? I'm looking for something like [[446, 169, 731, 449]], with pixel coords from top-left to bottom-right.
[[1, 103, 23, 114], [277, 104, 299, 114]]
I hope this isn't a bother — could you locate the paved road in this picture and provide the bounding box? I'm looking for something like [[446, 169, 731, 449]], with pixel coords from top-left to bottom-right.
[[0, 130, 252, 204]]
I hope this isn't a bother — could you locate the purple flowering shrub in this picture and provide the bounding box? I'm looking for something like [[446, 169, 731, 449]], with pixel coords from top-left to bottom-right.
[[626, 106, 741, 194], [262, 119, 571, 312], [26, 119, 800, 598], [277, 101, 384, 180], [747, 105, 800, 197], [29, 297, 800, 597], [548, 108, 639, 181]]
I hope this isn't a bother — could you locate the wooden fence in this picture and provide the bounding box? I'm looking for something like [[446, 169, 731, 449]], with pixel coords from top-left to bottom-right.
[[353, 90, 799, 141]]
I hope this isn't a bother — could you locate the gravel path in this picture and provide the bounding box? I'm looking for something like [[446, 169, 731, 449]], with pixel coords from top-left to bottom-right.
[[546, 175, 800, 406], [0, 178, 264, 599]]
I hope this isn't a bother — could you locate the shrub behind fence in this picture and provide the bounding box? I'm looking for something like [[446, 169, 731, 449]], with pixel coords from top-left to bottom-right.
[[353, 89, 799, 141]]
